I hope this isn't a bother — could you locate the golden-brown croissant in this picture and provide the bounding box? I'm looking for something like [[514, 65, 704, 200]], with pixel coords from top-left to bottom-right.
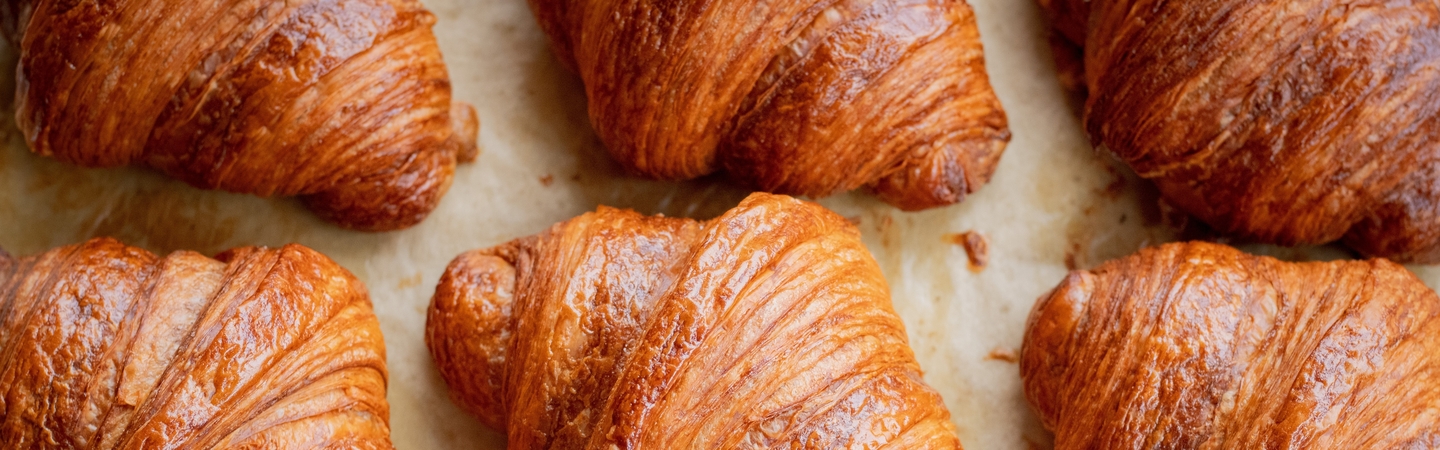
[[2, 0, 479, 231], [1022, 241, 1440, 448], [0, 238, 392, 448], [1038, 0, 1440, 263], [426, 193, 963, 448], [529, 0, 1011, 211]]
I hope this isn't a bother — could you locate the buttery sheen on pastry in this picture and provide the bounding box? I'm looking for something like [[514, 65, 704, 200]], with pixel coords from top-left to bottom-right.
[[427, 193, 963, 448], [1039, 0, 1440, 263], [1023, 241, 1440, 448], [0, 238, 393, 448], [530, 0, 1011, 211], [2, 0, 479, 231]]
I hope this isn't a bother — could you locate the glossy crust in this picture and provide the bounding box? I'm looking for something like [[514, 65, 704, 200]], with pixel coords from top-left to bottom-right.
[[0, 238, 392, 449], [1022, 242, 1440, 448], [427, 193, 962, 448], [2, 0, 479, 231], [529, 0, 1010, 211], [1040, 0, 1440, 262]]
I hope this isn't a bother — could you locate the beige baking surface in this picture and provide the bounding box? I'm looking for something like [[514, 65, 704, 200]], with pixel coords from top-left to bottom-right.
[[4, 1, 1438, 449]]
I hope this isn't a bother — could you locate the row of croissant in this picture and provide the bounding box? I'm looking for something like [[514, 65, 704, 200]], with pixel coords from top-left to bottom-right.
[[4, 195, 1434, 448], [3, 0, 1439, 447], [11, 0, 1440, 259]]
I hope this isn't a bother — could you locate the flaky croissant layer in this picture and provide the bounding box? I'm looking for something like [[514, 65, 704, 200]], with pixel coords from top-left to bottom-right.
[[427, 193, 963, 449], [1023, 242, 1440, 448], [3, 0, 479, 231], [1040, 0, 1440, 262], [0, 238, 393, 449], [531, 0, 1010, 211]]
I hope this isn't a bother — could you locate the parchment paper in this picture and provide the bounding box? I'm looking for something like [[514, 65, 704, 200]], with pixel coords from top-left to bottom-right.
[[4, 1, 1437, 448]]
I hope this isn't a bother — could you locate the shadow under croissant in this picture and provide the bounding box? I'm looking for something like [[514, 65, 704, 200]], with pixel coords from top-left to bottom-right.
[[0, 54, 473, 257], [0, 101, 409, 259]]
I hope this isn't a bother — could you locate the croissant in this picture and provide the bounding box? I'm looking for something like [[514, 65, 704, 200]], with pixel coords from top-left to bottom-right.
[[2, 0, 478, 231], [0, 238, 392, 448], [1022, 241, 1440, 448], [528, 0, 1010, 211], [1038, 0, 1440, 262], [426, 193, 963, 448]]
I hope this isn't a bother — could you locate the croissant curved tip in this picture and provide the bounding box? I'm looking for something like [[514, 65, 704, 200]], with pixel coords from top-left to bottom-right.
[[1341, 198, 1440, 264], [872, 133, 1010, 211], [1020, 269, 1094, 426], [302, 143, 460, 232], [451, 102, 481, 164], [427, 249, 519, 430]]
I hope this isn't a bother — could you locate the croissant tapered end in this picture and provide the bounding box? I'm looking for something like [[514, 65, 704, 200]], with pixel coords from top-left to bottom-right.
[[426, 248, 519, 431], [1022, 241, 1440, 448], [451, 102, 482, 164], [6, 0, 477, 231], [531, 0, 1008, 210], [1045, 0, 1440, 262], [427, 193, 964, 449], [0, 238, 393, 448], [301, 100, 479, 231], [1341, 166, 1440, 264], [300, 136, 459, 232], [871, 130, 1011, 211]]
